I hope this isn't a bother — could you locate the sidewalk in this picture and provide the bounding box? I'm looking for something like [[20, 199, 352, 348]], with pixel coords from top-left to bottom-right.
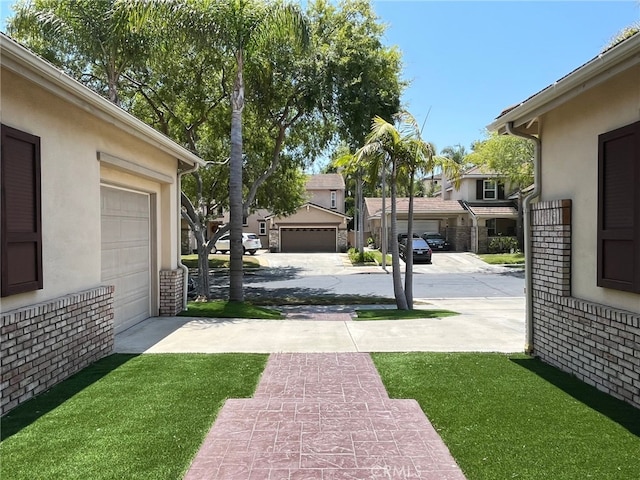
[[114, 297, 525, 354], [184, 353, 466, 480]]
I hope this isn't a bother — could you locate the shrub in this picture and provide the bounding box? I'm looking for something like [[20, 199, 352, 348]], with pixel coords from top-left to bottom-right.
[[348, 247, 376, 264], [488, 236, 519, 254]]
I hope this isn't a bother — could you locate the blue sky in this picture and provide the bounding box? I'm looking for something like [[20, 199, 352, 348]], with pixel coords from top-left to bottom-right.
[[372, 0, 639, 152], [2, 0, 639, 154]]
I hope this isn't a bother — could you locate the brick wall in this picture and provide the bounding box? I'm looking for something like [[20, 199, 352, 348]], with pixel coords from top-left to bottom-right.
[[159, 269, 184, 316], [445, 226, 471, 252], [530, 199, 640, 408], [1, 286, 114, 416]]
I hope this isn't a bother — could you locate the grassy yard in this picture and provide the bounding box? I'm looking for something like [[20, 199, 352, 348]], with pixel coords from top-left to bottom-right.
[[477, 252, 525, 265], [0, 354, 267, 480], [180, 253, 260, 269], [354, 308, 458, 320], [373, 352, 640, 480], [178, 300, 283, 319], [4, 353, 638, 480]]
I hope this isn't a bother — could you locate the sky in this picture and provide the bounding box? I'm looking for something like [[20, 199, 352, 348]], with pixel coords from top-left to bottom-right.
[[1, 0, 639, 154]]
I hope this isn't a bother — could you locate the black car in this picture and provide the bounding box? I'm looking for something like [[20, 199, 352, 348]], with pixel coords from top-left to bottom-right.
[[422, 232, 451, 251], [399, 237, 432, 264]]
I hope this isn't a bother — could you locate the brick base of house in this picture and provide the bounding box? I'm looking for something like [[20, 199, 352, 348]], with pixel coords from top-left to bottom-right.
[[159, 269, 184, 316], [531, 200, 640, 409], [1, 286, 114, 416]]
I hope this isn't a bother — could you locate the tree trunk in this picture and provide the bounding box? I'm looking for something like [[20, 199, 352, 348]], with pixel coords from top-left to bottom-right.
[[404, 169, 415, 309], [389, 159, 408, 310], [229, 51, 245, 303]]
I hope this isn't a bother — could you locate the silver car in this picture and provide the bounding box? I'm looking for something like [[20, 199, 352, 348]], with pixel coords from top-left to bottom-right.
[[215, 233, 262, 255]]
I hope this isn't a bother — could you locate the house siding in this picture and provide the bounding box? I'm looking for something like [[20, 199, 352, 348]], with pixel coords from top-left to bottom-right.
[[1, 286, 114, 416], [530, 200, 640, 409]]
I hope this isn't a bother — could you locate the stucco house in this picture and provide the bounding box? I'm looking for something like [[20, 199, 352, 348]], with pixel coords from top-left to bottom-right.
[[489, 33, 640, 408], [364, 165, 520, 253], [203, 173, 350, 253], [0, 34, 204, 415]]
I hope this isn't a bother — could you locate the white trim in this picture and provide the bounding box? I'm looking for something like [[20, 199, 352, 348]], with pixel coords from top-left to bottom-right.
[[97, 152, 174, 184]]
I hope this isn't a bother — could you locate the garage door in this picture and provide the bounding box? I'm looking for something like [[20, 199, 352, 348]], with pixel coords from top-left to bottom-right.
[[101, 187, 151, 333], [281, 228, 336, 252], [397, 220, 440, 236]]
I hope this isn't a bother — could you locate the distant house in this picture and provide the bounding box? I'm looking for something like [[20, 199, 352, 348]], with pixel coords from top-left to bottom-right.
[[1, 35, 204, 415], [489, 33, 640, 408], [202, 173, 350, 253], [364, 166, 520, 253]]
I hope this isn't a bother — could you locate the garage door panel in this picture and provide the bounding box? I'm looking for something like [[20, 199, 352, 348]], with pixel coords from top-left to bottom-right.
[[101, 187, 151, 333], [281, 228, 336, 252]]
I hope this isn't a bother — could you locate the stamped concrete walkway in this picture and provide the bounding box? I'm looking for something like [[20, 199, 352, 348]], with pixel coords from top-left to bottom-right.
[[184, 353, 466, 480]]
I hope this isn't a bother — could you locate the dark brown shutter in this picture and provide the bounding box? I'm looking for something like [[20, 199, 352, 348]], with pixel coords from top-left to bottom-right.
[[476, 180, 483, 199], [498, 183, 505, 199], [1, 125, 43, 296], [597, 120, 640, 293]]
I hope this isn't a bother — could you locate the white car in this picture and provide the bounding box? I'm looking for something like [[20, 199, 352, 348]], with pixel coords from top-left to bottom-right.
[[215, 233, 262, 255]]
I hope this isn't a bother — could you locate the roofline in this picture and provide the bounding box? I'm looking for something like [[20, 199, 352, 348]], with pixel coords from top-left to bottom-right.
[[264, 202, 351, 220], [1, 34, 205, 167], [488, 33, 640, 132]]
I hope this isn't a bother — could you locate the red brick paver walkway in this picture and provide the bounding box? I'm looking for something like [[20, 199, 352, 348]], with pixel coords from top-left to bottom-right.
[[184, 353, 466, 480]]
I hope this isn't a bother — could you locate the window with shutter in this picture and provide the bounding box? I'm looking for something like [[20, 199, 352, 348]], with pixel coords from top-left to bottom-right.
[[597, 120, 640, 293], [1, 125, 43, 296]]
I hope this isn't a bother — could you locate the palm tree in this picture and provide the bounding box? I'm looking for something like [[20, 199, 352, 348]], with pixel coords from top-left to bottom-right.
[[209, 0, 309, 303], [7, 0, 152, 106], [160, 0, 309, 302]]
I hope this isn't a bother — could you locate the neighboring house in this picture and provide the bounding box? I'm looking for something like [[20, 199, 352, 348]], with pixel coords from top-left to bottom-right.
[[0, 35, 204, 415], [363, 197, 468, 250], [203, 173, 350, 253], [265, 174, 350, 252], [488, 33, 640, 408], [442, 165, 519, 252], [365, 166, 519, 253]]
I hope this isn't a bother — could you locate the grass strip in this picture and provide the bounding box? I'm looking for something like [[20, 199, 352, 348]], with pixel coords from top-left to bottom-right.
[[180, 254, 260, 269], [178, 300, 283, 319], [477, 252, 525, 264], [355, 308, 458, 320], [0, 354, 267, 480], [253, 295, 396, 306], [372, 352, 640, 480]]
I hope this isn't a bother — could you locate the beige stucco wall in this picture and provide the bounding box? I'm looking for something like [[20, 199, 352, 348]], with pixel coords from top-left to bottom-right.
[[0, 68, 180, 314], [307, 189, 345, 213], [273, 205, 348, 227], [539, 63, 640, 313]]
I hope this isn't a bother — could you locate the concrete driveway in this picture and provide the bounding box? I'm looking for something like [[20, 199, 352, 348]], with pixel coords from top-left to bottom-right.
[[115, 251, 525, 354]]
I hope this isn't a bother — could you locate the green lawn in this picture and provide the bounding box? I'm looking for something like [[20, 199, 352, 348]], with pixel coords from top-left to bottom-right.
[[180, 254, 260, 269], [372, 352, 640, 480], [0, 354, 267, 480], [4, 353, 638, 480], [354, 308, 458, 320], [178, 300, 283, 319], [477, 252, 525, 264]]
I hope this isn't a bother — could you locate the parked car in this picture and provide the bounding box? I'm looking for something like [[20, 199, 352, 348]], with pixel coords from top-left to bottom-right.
[[215, 233, 262, 255], [421, 232, 451, 251], [399, 237, 432, 264]]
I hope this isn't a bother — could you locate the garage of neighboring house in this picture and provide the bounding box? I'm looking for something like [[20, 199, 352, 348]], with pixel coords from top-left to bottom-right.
[[100, 186, 153, 333], [280, 227, 337, 252], [397, 219, 441, 235], [267, 203, 350, 253]]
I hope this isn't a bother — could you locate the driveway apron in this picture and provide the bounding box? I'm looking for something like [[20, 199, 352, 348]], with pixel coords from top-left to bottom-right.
[[184, 352, 466, 480]]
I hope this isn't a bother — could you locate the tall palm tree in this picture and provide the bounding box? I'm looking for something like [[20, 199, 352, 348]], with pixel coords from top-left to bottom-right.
[[212, 0, 309, 302], [7, 0, 151, 106], [161, 0, 309, 302]]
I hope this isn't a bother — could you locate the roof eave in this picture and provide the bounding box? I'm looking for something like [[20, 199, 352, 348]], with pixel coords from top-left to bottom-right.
[[488, 34, 640, 133], [0, 34, 205, 168]]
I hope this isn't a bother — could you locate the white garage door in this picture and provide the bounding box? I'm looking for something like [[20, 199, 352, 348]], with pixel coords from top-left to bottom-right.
[[101, 186, 151, 333], [397, 220, 440, 236]]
